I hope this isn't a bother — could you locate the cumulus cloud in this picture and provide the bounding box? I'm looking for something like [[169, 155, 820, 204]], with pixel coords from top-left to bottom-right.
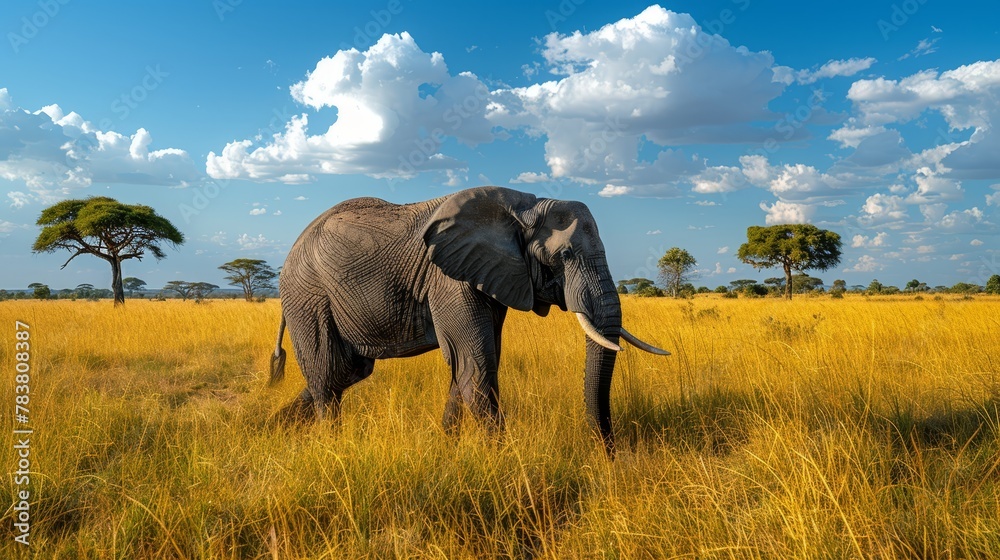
[[971, 239, 984, 246], [598, 185, 633, 197], [489, 6, 789, 195], [859, 193, 909, 225], [207, 32, 495, 183], [852, 232, 888, 248], [646, 229, 661, 235], [848, 59, 1000, 179], [249, 208, 267, 216], [759, 200, 814, 224], [236, 233, 279, 251], [717, 246, 729, 254], [511, 171, 552, 184], [845, 254, 882, 273], [0, 99, 198, 203]]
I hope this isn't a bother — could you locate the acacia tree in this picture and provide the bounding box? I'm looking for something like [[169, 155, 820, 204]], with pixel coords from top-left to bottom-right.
[[164, 280, 196, 301], [737, 224, 841, 300], [123, 277, 147, 297], [219, 259, 278, 301], [657, 247, 698, 298], [32, 197, 184, 306]]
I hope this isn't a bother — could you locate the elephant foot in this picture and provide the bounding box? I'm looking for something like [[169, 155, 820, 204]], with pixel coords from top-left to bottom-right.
[[269, 389, 316, 426]]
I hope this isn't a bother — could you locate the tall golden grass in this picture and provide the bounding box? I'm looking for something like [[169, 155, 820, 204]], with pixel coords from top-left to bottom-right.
[[1, 296, 998, 558]]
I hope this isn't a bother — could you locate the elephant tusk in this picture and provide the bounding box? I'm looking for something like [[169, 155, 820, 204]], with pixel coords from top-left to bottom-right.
[[575, 313, 622, 352], [620, 328, 671, 356]]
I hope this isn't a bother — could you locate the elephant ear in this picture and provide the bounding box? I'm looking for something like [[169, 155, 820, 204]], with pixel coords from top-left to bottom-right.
[[421, 188, 536, 311]]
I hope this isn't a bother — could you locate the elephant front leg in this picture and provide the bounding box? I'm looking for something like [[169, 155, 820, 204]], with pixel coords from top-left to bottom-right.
[[431, 285, 506, 437], [442, 379, 464, 437]]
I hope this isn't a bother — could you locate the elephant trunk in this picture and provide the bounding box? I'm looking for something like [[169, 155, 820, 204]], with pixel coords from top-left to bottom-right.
[[567, 257, 622, 457]]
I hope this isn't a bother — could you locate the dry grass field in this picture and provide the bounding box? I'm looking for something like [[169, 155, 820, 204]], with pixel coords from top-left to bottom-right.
[[1, 296, 999, 558]]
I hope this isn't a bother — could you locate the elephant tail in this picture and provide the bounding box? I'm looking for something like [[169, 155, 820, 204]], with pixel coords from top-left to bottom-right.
[[269, 315, 287, 386]]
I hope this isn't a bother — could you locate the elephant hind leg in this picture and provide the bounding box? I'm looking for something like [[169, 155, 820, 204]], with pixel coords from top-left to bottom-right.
[[270, 388, 316, 425]]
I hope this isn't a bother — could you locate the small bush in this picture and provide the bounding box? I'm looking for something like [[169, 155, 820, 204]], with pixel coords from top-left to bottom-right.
[[722, 291, 738, 299]]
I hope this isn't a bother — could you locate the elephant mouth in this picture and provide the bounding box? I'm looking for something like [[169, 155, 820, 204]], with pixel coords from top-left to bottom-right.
[[574, 313, 670, 355]]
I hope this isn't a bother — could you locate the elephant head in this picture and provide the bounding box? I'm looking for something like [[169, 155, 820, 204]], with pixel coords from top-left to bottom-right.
[[421, 187, 668, 455]]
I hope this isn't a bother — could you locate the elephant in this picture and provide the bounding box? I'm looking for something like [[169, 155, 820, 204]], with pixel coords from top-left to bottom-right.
[[268, 186, 668, 456]]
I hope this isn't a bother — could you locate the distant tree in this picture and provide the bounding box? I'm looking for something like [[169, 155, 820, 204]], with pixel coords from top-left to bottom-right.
[[985, 275, 1000, 295], [190, 282, 220, 301], [737, 224, 842, 300], [696, 286, 711, 294], [905, 279, 921, 293], [219, 259, 278, 302], [950, 282, 982, 294], [882, 285, 901, 295], [163, 280, 196, 301], [123, 277, 147, 297], [28, 282, 50, 300], [867, 279, 884, 295], [764, 277, 785, 294], [832, 279, 847, 291], [618, 278, 664, 297], [617, 284, 629, 295], [75, 283, 95, 299], [729, 279, 758, 290], [714, 285, 729, 294], [657, 248, 698, 298], [791, 274, 824, 293], [32, 197, 184, 306]]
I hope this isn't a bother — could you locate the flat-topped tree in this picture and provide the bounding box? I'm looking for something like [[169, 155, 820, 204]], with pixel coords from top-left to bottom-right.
[[33, 197, 184, 306], [219, 259, 277, 301], [737, 224, 841, 300]]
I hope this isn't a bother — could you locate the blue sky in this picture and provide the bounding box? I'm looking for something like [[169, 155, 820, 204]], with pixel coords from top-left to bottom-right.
[[2, 0, 999, 291]]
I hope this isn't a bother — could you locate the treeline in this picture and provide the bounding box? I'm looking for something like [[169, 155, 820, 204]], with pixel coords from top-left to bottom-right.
[[620, 274, 1000, 299], [7, 259, 280, 303]]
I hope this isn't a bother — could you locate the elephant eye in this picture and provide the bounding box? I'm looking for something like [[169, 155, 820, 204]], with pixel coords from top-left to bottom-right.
[[560, 248, 574, 261]]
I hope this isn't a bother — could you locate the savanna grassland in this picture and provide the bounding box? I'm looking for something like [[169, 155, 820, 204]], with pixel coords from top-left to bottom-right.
[[1, 296, 999, 559]]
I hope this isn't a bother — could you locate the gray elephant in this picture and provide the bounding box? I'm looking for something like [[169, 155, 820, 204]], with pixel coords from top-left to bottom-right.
[[268, 186, 668, 456]]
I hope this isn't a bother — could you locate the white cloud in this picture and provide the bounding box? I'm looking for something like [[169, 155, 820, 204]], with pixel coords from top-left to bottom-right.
[[794, 57, 877, 85], [293, 195, 307, 201], [828, 123, 887, 149], [916, 245, 935, 254], [0, 100, 198, 202], [898, 37, 940, 61], [848, 59, 1000, 179], [971, 239, 984, 246], [693, 200, 718, 206], [906, 167, 962, 204], [852, 232, 888, 248], [717, 246, 729, 254], [489, 6, 788, 195], [646, 229, 661, 235], [7, 191, 30, 209], [0, 88, 10, 110], [249, 208, 267, 216], [712, 262, 722, 275], [236, 233, 278, 251], [0, 220, 17, 233], [511, 171, 551, 184], [727, 267, 736, 274], [273, 210, 282, 215], [759, 200, 814, 225], [207, 32, 495, 183], [859, 193, 908, 224], [845, 254, 882, 273], [598, 185, 632, 197], [692, 166, 746, 194], [938, 207, 984, 230]]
